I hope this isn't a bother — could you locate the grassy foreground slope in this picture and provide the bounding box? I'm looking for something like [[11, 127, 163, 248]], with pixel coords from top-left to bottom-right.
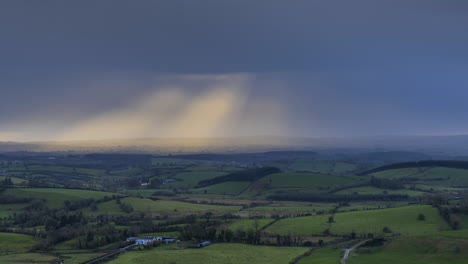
[[108, 243, 308, 264]]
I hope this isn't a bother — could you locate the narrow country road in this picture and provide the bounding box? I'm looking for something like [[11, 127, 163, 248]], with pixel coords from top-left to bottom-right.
[[341, 240, 369, 264]]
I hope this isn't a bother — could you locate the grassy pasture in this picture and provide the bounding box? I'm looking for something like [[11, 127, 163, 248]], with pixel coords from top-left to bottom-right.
[[227, 218, 275, 231], [26, 165, 106, 176], [186, 165, 241, 172], [0, 233, 37, 255], [370, 167, 425, 179], [336, 201, 411, 213], [246, 205, 335, 212], [289, 159, 358, 174], [108, 243, 309, 264], [0, 176, 27, 185], [348, 236, 468, 264], [60, 252, 107, 264], [3, 188, 116, 207], [297, 242, 350, 264], [152, 158, 196, 166], [125, 189, 171, 196], [266, 205, 448, 236], [28, 164, 74, 173], [89, 197, 241, 215], [0, 203, 28, 218], [262, 173, 359, 190], [331, 205, 448, 235], [0, 253, 58, 263], [436, 229, 468, 239], [334, 186, 426, 196], [265, 214, 330, 235], [404, 184, 465, 193], [372, 167, 468, 187], [193, 181, 251, 195], [110, 167, 144, 176], [165, 171, 228, 188]]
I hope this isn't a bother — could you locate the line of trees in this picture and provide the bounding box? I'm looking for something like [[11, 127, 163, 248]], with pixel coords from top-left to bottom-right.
[[360, 160, 468, 175], [369, 176, 405, 190], [268, 193, 410, 202], [196, 167, 280, 187], [437, 205, 461, 230]]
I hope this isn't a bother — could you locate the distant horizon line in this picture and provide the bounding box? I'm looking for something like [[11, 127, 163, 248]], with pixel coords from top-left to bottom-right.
[[2, 133, 468, 144]]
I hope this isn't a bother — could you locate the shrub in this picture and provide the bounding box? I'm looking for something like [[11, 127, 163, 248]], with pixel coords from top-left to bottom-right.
[[418, 213, 426, 221]]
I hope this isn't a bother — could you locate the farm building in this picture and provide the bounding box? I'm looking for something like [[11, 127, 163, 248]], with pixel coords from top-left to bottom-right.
[[162, 179, 177, 184], [198, 241, 212, 248], [128, 236, 176, 246], [135, 238, 154, 245], [156, 236, 173, 241]]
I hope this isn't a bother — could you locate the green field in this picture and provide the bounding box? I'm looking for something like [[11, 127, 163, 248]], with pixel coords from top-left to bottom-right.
[[370, 167, 425, 179], [227, 218, 275, 231], [265, 214, 331, 235], [88, 197, 241, 215], [24, 165, 107, 176], [0, 203, 28, 218], [0, 175, 27, 185], [246, 205, 335, 212], [0, 253, 59, 264], [152, 158, 197, 166], [334, 186, 426, 196], [108, 243, 309, 264], [289, 159, 358, 174], [3, 188, 116, 207], [60, 252, 107, 264], [266, 205, 449, 236], [297, 242, 350, 264], [371, 167, 468, 187], [165, 171, 228, 188], [336, 202, 411, 213], [331, 205, 448, 235], [110, 167, 144, 176], [262, 173, 360, 190], [436, 229, 468, 239], [0, 233, 37, 254], [348, 236, 468, 264], [186, 165, 241, 172], [193, 181, 251, 195]]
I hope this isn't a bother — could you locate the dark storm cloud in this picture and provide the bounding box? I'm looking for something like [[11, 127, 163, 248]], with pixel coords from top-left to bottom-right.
[[2, 0, 467, 72], [1, 0, 468, 140]]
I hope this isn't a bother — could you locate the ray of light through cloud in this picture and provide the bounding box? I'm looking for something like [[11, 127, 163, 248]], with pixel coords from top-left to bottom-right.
[[49, 74, 288, 142]]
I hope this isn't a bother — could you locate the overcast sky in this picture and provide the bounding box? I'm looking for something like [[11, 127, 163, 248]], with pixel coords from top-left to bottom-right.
[[1, 0, 468, 141]]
